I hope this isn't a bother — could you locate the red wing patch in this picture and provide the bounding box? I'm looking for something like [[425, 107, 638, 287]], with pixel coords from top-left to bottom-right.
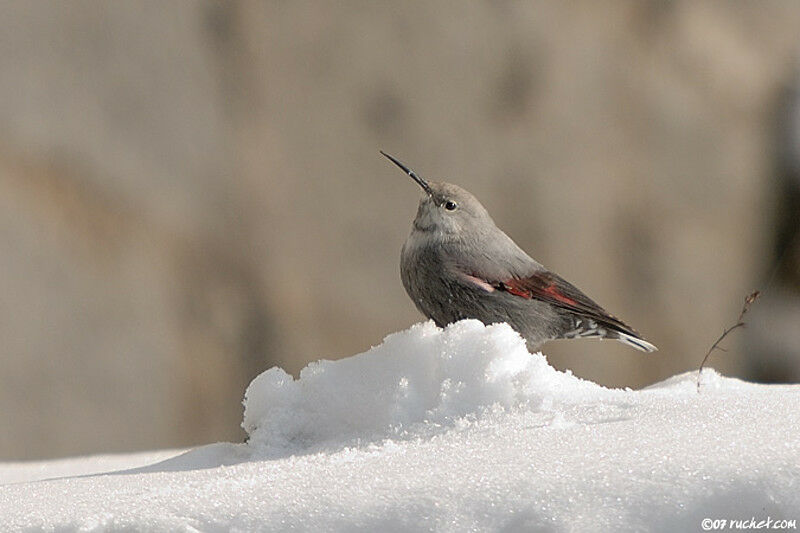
[[499, 281, 531, 299], [499, 277, 579, 307], [540, 283, 579, 306]]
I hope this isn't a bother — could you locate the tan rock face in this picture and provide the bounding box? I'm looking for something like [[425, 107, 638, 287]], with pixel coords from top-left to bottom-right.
[[1, 1, 799, 459]]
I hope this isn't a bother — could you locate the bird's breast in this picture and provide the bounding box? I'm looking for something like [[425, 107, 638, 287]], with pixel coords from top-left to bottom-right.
[[401, 232, 445, 295]]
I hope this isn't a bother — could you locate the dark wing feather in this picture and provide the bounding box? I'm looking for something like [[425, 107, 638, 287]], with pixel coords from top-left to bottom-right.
[[494, 270, 642, 338]]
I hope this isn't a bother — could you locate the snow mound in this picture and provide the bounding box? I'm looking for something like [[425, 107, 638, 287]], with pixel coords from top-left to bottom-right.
[[243, 320, 605, 454], [2, 320, 800, 531], [645, 367, 750, 393]]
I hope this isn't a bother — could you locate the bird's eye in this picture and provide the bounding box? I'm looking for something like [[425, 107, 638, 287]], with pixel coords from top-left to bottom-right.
[[444, 200, 457, 211]]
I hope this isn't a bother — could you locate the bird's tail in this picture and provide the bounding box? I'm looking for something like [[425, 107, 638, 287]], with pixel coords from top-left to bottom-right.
[[614, 331, 658, 353], [562, 317, 657, 353]]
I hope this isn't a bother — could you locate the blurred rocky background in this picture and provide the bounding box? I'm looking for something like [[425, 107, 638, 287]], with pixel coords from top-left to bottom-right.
[[1, 1, 799, 460]]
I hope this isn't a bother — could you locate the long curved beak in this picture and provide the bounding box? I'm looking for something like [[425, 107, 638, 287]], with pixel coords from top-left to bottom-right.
[[380, 150, 433, 197]]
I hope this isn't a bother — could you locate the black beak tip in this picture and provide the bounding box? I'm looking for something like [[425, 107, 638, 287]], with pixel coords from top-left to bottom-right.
[[379, 150, 399, 165], [379, 150, 433, 197]]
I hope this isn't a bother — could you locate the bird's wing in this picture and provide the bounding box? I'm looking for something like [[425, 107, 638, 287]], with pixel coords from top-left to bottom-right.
[[454, 265, 656, 352], [490, 270, 642, 337]]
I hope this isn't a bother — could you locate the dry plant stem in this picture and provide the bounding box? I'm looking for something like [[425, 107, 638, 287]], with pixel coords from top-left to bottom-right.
[[697, 291, 760, 392]]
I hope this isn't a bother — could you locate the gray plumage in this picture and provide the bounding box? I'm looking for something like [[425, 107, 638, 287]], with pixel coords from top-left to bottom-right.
[[383, 151, 656, 353]]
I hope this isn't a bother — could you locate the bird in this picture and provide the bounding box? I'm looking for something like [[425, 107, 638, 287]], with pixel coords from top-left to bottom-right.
[[381, 150, 657, 353]]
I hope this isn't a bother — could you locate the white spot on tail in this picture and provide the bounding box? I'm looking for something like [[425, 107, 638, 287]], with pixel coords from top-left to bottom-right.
[[616, 332, 658, 353]]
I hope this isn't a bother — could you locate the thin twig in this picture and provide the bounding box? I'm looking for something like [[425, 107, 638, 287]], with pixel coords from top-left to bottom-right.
[[696, 291, 760, 392]]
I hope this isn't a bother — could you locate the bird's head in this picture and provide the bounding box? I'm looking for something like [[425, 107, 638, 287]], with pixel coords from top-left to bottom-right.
[[381, 151, 495, 239]]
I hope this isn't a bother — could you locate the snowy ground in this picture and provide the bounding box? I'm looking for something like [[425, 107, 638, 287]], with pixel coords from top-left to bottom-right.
[[1, 320, 799, 532]]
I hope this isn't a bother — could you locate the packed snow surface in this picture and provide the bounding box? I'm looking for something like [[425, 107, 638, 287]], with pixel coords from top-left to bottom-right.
[[1, 320, 799, 532]]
